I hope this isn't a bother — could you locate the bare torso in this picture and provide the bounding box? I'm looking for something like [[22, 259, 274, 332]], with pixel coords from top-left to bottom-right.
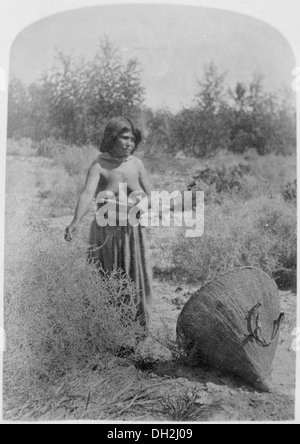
[[95, 155, 145, 199], [65, 129, 152, 241]]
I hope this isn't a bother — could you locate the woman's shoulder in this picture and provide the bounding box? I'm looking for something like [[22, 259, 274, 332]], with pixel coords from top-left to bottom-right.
[[89, 158, 103, 172], [93, 154, 112, 170], [130, 155, 144, 167]]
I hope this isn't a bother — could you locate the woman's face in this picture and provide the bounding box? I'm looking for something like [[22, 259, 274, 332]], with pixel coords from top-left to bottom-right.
[[112, 130, 135, 158]]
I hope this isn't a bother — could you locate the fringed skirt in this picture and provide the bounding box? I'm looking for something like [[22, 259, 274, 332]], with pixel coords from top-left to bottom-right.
[[87, 219, 153, 329]]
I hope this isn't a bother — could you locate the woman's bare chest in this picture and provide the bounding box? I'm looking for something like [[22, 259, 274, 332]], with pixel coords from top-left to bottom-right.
[[98, 163, 141, 193]]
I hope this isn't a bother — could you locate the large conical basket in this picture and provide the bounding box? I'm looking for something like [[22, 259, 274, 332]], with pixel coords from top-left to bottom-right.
[[177, 267, 284, 390]]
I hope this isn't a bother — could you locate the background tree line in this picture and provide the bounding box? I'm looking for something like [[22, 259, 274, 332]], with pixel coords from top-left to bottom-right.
[[8, 39, 296, 157]]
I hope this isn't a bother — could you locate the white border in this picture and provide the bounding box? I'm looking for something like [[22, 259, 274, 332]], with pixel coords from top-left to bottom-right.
[[0, 0, 299, 424]]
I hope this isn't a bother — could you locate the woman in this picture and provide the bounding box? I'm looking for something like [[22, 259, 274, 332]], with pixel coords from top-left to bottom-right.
[[65, 117, 153, 330]]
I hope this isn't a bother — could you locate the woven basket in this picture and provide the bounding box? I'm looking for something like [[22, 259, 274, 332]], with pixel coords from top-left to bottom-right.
[[177, 267, 284, 390]]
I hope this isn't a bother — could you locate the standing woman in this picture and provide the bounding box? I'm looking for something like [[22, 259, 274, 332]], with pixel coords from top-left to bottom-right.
[[65, 117, 153, 330]]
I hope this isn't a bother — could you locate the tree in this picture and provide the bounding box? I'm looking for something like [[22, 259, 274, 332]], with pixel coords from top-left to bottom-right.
[[7, 79, 31, 139], [8, 38, 145, 144], [39, 51, 86, 143], [228, 75, 296, 155], [81, 38, 145, 145], [171, 63, 230, 157], [269, 86, 296, 155], [194, 63, 231, 156]]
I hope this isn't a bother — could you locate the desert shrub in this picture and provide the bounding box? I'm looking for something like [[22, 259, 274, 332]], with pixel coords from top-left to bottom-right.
[[46, 174, 83, 216], [189, 160, 250, 192], [282, 179, 297, 205], [236, 154, 296, 201], [185, 152, 296, 205], [35, 144, 97, 216], [158, 387, 205, 421], [172, 195, 296, 285], [187, 153, 251, 204], [248, 154, 296, 195], [4, 224, 144, 393], [34, 137, 67, 158], [6, 138, 37, 157], [54, 144, 98, 176]]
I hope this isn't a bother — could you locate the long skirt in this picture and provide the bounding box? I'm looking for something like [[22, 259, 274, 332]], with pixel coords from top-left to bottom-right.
[[87, 219, 153, 329]]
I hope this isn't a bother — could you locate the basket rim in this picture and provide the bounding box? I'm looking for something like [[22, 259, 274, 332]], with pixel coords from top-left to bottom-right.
[[198, 266, 278, 293]]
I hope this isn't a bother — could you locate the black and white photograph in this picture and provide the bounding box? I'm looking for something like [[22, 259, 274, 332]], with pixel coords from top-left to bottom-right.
[[0, 0, 299, 424]]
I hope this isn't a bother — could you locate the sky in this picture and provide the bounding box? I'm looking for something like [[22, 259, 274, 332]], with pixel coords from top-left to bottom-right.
[[9, 3, 296, 111]]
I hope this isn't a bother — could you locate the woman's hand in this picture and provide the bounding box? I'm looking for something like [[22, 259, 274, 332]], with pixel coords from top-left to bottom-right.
[[64, 221, 78, 242]]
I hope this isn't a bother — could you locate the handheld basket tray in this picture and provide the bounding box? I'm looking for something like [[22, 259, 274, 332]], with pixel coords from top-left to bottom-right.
[[177, 267, 284, 390]]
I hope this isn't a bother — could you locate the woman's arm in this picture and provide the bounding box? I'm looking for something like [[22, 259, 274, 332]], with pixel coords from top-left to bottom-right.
[[65, 162, 100, 241], [138, 159, 152, 209]]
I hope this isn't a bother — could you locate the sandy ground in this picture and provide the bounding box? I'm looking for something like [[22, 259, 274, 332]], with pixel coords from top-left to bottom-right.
[[4, 154, 298, 422]]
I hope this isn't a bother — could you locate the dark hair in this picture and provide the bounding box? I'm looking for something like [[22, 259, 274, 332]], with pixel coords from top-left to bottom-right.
[[100, 117, 142, 153]]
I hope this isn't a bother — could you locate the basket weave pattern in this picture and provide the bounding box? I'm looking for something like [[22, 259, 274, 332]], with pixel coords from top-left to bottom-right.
[[177, 267, 284, 386]]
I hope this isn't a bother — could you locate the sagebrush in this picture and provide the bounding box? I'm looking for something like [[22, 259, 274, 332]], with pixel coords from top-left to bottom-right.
[[4, 218, 145, 397], [172, 195, 296, 284]]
